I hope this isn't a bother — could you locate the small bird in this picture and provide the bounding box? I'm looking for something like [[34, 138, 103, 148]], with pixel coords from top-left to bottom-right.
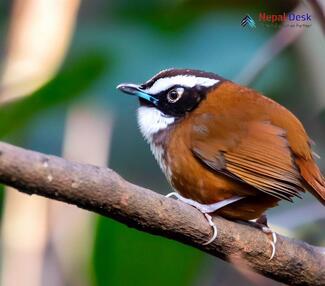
[[117, 69, 325, 258]]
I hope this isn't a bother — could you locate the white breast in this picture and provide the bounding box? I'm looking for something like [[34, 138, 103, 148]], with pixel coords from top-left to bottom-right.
[[137, 106, 174, 180], [149, 143, 172, 181]]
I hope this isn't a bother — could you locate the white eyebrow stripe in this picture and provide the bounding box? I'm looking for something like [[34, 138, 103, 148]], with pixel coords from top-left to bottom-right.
[[144, 75, 219, 94]]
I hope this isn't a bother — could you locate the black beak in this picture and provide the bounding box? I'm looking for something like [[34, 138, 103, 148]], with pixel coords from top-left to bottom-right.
[[116, 83, 159, 105], [116, 83, 141, 95]]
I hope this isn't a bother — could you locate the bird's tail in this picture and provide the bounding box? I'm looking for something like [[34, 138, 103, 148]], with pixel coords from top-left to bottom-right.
[[297, 159, 325, 205]]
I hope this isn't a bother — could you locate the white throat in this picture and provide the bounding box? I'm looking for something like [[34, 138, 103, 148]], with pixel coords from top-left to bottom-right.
[[137, 106, 175, 143]]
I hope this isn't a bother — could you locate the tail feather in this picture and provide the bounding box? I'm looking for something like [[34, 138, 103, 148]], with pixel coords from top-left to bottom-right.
[[296, 159, 325, 205]]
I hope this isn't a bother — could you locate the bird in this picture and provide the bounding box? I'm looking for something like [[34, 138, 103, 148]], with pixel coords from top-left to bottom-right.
[[117, 68, 325, 259]]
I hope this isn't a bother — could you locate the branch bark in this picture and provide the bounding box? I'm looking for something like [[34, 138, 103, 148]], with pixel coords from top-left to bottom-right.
[[0, 141, 324, 285]]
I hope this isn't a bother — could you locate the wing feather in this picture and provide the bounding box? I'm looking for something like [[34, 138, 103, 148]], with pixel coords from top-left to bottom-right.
[[191, 113, 307, 201]]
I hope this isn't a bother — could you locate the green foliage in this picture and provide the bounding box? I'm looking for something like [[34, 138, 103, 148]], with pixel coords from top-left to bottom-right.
[[111, 0, 298, 34], [92, 217, 203, 286], [0, 52, 107, 137]]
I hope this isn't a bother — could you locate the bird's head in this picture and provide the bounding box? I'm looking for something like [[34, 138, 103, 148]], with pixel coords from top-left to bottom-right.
[[117, 68, 223, 141]]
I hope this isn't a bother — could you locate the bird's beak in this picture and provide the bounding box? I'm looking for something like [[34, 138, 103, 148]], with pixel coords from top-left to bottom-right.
[[116, 83, 158, 105]]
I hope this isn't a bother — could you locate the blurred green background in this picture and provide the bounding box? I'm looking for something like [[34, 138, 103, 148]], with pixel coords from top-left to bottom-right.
[[0, 1, 324, 286]]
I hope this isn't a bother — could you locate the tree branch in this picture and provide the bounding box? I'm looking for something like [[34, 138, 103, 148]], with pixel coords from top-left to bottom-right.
[[0, 141, 324, 285]]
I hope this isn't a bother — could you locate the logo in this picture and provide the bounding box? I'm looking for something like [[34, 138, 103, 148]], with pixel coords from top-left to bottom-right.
[[240, 12, 312, 29], [241, 15, 256, 28], [259, 12, 312, 23], [259, 12, 312, 28]]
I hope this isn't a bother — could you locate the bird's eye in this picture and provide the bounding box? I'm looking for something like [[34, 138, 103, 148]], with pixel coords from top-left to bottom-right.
[[167, 88, 184, 103]]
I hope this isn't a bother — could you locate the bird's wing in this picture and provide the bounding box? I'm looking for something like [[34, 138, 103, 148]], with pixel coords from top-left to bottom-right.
[[190, 112, 307, 201]]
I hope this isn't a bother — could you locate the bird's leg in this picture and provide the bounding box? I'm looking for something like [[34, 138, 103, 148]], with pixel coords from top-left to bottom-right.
[[166, 193, 276, 259], [165, 192, 243, 245], [248, 214, 277, 260], [165, 192, 217, 245]]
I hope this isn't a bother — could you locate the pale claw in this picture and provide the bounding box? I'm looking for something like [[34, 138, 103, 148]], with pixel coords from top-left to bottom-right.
[[165, 192, 218, 245], [202, 213, 218, 245], [262, 226, 277, 260]]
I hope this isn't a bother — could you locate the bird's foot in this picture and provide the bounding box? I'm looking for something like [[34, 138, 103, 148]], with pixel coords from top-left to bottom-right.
[[165, 192, 217, 245], [202, 213, 218, 245], [254, 215, 277, 260]]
